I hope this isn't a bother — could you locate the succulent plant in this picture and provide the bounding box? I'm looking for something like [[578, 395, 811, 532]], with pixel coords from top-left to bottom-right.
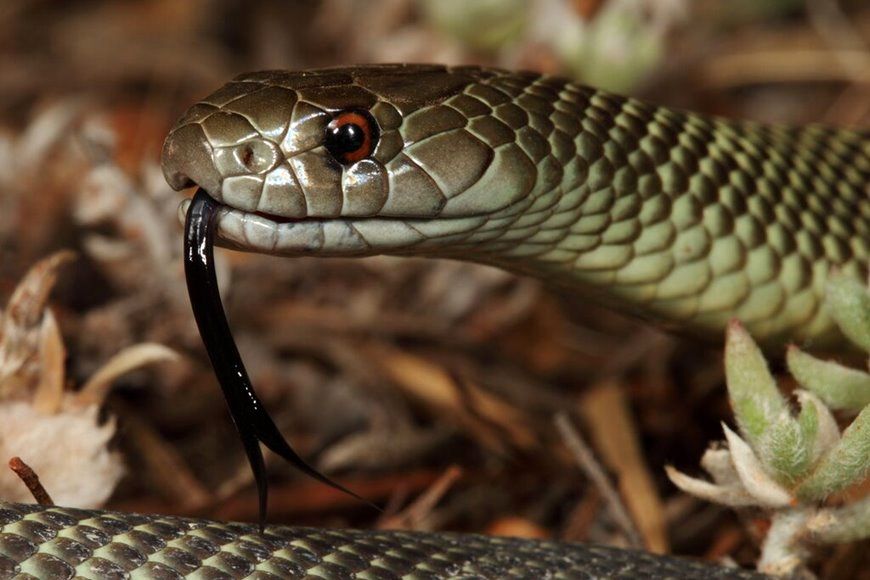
[[667, 273, 870, 577]]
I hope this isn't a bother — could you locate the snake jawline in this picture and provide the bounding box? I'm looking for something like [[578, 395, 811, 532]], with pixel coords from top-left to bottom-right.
[[182, 188, 376, 528]]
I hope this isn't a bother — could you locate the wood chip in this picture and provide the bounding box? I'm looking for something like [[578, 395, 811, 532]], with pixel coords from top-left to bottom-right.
[[377, 465, 463, 530], [32, 309, 66, 414], [579, 381, 669, 553], [363, 343, 538, 452], [75, 343, 179, 407]]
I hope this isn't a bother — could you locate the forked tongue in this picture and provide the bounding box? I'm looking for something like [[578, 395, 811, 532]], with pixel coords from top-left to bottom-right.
[[183, 188, 377, 529]]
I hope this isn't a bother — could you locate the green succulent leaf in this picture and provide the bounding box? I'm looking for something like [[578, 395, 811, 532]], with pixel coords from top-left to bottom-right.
[[420, 0, 527, 52], [665, 465, 756, 507], [826, 274, 870, 353], [788, 346, 870, 412], [796, 404, 870, 501], [797, 396, 819, 444], [722, 423, 793, 507], [725, 320, 789, 448], [796, 390, 841, 463], [758, 410, 813, 486]]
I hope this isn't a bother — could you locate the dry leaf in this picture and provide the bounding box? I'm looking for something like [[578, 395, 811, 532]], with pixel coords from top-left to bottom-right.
[[75, 343, 179, 407]]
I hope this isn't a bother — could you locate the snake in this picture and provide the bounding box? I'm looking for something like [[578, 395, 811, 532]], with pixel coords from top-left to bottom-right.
[[0, 502, 761, 579], [162, 64, 868, 348], [3, 64, 866, 578]]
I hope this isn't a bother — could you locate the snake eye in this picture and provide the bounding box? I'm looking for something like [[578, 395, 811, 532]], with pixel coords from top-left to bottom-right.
[[325, 110, 378, 164]]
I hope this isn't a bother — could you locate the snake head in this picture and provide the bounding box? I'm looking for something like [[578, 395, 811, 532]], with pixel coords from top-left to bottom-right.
[[162, 64, 544, 255]]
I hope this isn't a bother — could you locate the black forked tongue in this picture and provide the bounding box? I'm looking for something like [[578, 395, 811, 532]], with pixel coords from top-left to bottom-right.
[[183, 188, 378, 531]]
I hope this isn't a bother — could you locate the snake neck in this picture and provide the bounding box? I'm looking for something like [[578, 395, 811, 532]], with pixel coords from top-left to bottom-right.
[[168, 68, 868, 348], [427, 80, 869, 348]]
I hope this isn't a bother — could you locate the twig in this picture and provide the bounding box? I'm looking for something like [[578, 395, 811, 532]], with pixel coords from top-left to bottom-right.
[[700, 49, 870, 90], [8, 457, 53, 506], [561, 487, 602, 542], [377, 465, 464, 530], [554, 412, 644, 549], [805, 0, 870, 125], [806, 0, 867, 56], [115, 403, 212, 510], [577, 384, 669, 552], [208, 469, 441, 522]]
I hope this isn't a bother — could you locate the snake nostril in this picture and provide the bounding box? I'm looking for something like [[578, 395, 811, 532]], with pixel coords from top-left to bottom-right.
[[241, 145, 255, 168], [230, 140, 279, 175]]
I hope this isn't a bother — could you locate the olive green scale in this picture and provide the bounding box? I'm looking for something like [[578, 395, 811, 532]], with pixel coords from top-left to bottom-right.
[[0, 502, 762, 579], [162, 65, 868, 348], [427, 72, 868, 347]]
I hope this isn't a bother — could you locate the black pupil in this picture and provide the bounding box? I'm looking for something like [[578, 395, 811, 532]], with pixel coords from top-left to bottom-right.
[[326, 122, 365, 156]]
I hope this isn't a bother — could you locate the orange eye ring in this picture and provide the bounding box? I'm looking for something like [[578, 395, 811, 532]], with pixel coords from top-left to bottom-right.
[[325, 110, 378, 164]]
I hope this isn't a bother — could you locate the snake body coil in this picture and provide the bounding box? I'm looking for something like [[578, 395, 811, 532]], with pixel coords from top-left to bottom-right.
[[0, 502, 761, 578]]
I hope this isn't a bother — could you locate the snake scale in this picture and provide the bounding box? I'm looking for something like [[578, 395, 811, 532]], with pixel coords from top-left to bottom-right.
[[2, 64, 866, 578], [0, 502, 761, 579], [164, 64, 867, 348]]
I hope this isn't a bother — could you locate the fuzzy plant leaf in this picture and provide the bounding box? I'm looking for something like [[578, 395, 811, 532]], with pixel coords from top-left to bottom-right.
[[796, 404, 870, 501], [795, 391, 840, 462], [725, 320, 790, 448], [723, 424, 793, 508], [665, 446, 757, 507], [757, 410, 814, 486], [796, 396, 819, 451], [788, 346, 870, 412], [701, 447, 741, 486], [825, 273, 870, 353], [665, 465, 756, 507]]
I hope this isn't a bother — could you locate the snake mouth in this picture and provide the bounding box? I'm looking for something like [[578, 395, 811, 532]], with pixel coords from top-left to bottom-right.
[[183, 189, 377, 529], [253, 211, 298, 224], [179, 191, 488, 257]]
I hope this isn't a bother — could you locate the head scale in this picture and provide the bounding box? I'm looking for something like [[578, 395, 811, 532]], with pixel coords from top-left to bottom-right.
[[162, 64, 541, 223]]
